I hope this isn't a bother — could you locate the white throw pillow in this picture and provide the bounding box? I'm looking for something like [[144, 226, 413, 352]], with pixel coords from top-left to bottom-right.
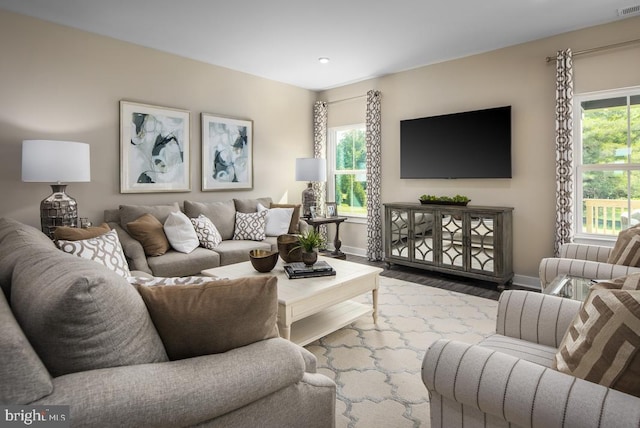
[[190, 214, 222, 249], [57, 229, 131, 277], [164, 211, 199, 253], [257, 203, 294, 237]]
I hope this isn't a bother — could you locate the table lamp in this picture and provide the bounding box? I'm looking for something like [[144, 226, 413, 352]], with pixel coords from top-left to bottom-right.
[[22, 140, 91, 238], [295, 158, 327, 218]]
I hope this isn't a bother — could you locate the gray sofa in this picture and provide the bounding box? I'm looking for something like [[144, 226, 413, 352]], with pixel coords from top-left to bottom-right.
[[104, 197, 308, 277], [422, 290, 640, 427], [0, 218, 336, 427]]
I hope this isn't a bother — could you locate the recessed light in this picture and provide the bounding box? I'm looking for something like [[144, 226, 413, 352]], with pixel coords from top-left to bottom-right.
[[318, 57, 330, 64]]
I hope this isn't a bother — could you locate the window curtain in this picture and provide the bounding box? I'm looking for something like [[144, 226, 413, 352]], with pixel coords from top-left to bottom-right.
[[366, 90, 383, 261], [312, 101, 328, 243], [554, 49, 574, 256]]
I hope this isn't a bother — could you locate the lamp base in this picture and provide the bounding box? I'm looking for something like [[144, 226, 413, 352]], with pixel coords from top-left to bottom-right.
[[301, 183, 316, 218], [40, 184, 78, 238]]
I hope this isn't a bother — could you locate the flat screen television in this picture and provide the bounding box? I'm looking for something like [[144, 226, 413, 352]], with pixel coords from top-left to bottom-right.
[[400, 105, 512, 179]]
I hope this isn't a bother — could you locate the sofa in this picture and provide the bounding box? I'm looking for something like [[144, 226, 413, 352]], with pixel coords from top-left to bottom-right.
[[422, 290, 640, 427], [0, 217, 336, 427], [539, 242, 640, 289], [104, 197, 308, 277]]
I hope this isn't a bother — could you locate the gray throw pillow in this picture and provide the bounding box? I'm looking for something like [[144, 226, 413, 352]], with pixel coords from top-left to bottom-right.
[[184, 200, 236, 240], [10, 249, 168, 377]]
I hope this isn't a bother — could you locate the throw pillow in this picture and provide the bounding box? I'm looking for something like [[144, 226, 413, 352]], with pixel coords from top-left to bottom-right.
[[190, 214, 222, 249], [258, 203, 294, 237], [233, 210, 267, 241], [270, 203, 302, 234], [136, 276, 279, 360], [57, 229, 131, 277], [53, 223, 110, 241], [128, 275, 222, 286], [164, 211, 199, 254], [10, 249, 168, 377], [608, 224, 640, 266], [553, 286, 640, 398], [126, 213, 171, 256]]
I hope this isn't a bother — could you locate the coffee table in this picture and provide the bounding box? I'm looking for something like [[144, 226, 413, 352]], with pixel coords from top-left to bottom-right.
[[201, 256, 382, 346], [542, 274, 594, 301]]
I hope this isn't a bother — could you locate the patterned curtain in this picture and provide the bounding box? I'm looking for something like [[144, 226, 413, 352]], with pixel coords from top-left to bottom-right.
[[554, 49, 574, 256], [366, 90, 383, 261], [312, 101, 328, 243]]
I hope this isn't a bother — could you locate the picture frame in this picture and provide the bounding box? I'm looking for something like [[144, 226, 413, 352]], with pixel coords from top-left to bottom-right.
[[325, 202, 337, 217], [120, 101, 191, 193], [201, 113, 253, 190]]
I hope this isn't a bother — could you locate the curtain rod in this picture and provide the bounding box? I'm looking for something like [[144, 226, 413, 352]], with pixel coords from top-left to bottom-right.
[[545, 37, 640, 63], [322, 94, 367, 105]]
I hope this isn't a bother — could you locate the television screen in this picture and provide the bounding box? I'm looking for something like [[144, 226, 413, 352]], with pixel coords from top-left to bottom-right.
[[400, 106, 512, 179]]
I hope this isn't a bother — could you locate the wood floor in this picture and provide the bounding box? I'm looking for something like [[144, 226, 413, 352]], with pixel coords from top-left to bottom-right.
[[347, 254, 502, 300]]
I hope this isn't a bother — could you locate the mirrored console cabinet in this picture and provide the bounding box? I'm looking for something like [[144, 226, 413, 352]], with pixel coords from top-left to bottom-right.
[[384, 203, 513, 288]]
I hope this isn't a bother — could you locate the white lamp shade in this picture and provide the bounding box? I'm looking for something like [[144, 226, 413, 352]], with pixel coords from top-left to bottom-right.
[[22, 140, 91, 183], [295, 158, 327, 182]]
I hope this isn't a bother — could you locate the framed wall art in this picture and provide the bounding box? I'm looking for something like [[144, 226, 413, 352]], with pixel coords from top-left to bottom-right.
[[325, 202, 337, 217], [201, 113, 253, 190], [120, 101, 191, 193]]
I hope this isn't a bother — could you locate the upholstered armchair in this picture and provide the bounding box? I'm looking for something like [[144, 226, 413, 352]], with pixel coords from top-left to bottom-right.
[[422, 290, 640, 427], [538, 242, 640, 289]]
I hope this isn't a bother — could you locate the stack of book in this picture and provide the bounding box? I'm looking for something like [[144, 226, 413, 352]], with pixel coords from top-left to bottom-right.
[[283, 261, 336, 279]]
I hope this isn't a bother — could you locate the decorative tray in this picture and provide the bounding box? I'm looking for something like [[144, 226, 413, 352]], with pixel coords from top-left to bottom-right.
[[419, 200, 470, 206]]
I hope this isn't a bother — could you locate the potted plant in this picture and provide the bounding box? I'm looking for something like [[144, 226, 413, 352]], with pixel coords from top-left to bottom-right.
[[294, 229, 325, 266]]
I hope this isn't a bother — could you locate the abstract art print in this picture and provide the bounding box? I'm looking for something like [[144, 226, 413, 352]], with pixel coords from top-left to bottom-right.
[[201, 113, 253, 190], [120, 101, 190, 193]]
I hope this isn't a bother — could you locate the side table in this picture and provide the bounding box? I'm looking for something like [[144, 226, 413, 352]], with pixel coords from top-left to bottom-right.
[[542, 274, 594, 301], [304, 216, 347, 259]]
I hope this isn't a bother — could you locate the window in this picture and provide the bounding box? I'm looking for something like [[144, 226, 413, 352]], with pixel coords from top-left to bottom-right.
[[327, 124, 367, 217], [575, 87, 640, 238]]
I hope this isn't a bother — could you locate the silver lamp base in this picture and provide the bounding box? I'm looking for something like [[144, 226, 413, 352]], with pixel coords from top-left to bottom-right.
[[40, 184, 78, 238], [301, 183, 316, 218]]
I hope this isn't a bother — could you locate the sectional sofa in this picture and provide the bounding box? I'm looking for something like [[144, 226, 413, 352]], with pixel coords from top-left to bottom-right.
[[104, 197, 307, 277], [0, 217, 336, 426]]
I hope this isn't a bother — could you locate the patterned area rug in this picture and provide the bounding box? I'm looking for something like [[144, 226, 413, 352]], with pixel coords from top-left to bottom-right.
[[305, 276, 498, 428]]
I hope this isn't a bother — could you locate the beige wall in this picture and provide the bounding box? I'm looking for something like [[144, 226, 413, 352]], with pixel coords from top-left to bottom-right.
[[320, 16, 640, 281], [0, 10, 316, 229], [1, 8, 639, 283]]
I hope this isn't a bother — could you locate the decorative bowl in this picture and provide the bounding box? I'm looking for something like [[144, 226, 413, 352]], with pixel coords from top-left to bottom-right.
[[277, 234, 303, 263], [249, 249, 279, 273]]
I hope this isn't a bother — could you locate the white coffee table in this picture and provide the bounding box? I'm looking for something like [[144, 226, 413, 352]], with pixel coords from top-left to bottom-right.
[[201, 256, 382, 346]]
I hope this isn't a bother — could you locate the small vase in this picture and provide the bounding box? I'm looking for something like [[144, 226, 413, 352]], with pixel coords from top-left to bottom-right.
[[302, 250, 318, 266]]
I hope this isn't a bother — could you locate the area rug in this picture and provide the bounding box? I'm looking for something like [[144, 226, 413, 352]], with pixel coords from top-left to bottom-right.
[[305, 276, 498, 428]]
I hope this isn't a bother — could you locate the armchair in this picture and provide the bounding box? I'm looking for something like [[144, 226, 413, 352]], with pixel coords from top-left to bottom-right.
[[538, 242, 640, 289], [422, 290, 640, 427]]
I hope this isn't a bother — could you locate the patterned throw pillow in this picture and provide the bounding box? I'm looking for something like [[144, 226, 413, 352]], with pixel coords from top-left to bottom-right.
[[608, 224, 640, 266], [57, 229, 131, 277], [127, 275, 222, 286], [553, 283, 640, 398], [233, 210, 267, 241], [190, 214, 222, 249]]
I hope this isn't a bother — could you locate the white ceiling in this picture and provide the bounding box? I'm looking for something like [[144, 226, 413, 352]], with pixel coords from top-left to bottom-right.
[[0, 0, 637, 90]]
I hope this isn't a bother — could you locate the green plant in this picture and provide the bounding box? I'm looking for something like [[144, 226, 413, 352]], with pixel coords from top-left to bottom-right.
[[294, 229, 325, 252], [419, 194, 470, 203]]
